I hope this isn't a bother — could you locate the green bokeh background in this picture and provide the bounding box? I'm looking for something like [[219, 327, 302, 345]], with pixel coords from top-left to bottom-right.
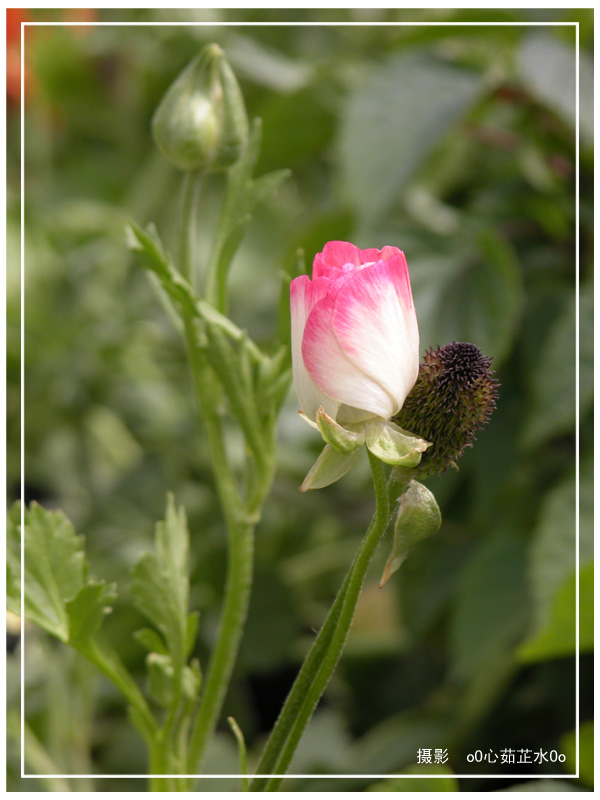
[[7, 8, 593, 792]]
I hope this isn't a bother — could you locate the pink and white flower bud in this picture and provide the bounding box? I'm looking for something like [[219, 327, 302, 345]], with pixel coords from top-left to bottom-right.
[[290, 241, 419, 424]]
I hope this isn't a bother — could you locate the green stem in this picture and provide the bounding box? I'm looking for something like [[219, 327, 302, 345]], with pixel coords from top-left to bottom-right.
[[77, 638, 157, 741], [179, 170, 201, 286], [175, 170, 269, 775], [184, 381, 255, 770], [250, 452, 390, 791]]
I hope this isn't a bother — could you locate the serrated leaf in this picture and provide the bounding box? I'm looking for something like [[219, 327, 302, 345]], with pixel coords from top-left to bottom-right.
[[340, 52, 483, 225], [7, 502, 21, 615], [23, 503, 86, 641], [126, 220, 197, 316], [65, 581, 117, 646], [15, 503, 115, 646], [130, 496, 190, 668]]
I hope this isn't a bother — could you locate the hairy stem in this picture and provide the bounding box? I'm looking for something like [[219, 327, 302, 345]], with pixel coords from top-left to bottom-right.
[[250, 452, 391, 790], [176, 170, 272, 776]]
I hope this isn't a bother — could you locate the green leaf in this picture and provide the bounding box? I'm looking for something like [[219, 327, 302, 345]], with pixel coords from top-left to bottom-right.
[[186, 611, 200, 660], [410, 229, 524, 366], [65, 581, 117, 646], [299, 444, 360, 492], [517, 563, 593, 663], [146, 653, 175, 707], [351, 710, 451, 774], [523, 285, 592, 449], [126, 220, 197, 317], [340, 52, 483, 225], [6, 502, 21, 616], [134, 627, 169, 656], [520, 32, 593, 144], [130, 495, 190, 668], [227, 717, 248, 792], [367, 763, 458, 791], [450, 532, 529, 678], [500, 780, 582, 792], [22, 503, 86, 641], [11, 503, 115, 646], [561, 721, 593, 789], [528, 462, 593, 629], [206, 118, 290, 311]]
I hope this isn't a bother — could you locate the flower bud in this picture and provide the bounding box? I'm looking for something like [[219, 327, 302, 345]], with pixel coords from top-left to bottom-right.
[[393, 342, 498, 478], [380, 480, 441, 587], [152, 43, 249, 172]]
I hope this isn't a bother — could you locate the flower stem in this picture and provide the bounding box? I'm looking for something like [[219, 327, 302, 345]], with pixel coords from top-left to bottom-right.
[[179, 170, 201, 286], [250, 451, 391, 791], [174, 169, 270, 776]]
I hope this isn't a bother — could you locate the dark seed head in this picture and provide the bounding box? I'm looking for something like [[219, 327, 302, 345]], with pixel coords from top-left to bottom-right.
[[394, 342, 499, 478]]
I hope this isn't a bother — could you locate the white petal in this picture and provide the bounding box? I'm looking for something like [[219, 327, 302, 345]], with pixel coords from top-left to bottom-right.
[[331, 260, 419, 415], [290, 275, 339, 420]]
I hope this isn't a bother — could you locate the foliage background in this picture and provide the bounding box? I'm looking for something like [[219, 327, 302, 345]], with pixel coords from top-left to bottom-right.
[[7, 7, 593, 792]]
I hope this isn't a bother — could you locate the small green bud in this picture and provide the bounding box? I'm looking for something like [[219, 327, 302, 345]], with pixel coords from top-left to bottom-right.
[[146, 653, 174, 707], [152, 43, 249, 172], [380, 480, 441, 587], [394, 342, 498, 478]]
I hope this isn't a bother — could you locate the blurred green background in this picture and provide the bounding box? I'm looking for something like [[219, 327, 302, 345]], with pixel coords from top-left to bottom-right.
[[7, 8, 592, 792]]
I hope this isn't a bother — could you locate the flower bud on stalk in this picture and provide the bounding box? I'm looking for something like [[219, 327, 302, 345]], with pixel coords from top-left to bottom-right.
[[291, 241, 430, 490], [152, 43, 249, 172], [394, 342, 499, 478], [380, 479, 441, 587]]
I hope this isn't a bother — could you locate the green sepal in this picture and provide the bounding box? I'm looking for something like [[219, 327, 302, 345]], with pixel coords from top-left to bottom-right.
[[365, 420, 429, 466], [380, 480, 442, 587], [316, 406, 365, 453], [300, 445, 360, 492]]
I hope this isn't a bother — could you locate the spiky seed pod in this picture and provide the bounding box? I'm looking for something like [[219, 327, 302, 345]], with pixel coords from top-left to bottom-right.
[[394, 342, 498, 478]]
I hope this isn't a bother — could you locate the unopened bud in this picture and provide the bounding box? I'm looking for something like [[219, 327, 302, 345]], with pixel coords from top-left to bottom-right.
[[394, 342, 498, 478], [380, 480, 441, 587], [152, 43, 249, 172]]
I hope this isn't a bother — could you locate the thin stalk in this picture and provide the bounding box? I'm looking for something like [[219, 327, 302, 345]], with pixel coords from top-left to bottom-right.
[[179, 170, 201, 286], [78, 638, 157, 739], [175, 170, 268, 776], [250, 452, 390, 791], [184, 353, 258, 774]]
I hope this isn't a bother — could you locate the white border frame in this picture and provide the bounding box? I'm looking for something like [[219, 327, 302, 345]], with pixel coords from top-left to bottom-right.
[[18, 14, 581, 785]]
